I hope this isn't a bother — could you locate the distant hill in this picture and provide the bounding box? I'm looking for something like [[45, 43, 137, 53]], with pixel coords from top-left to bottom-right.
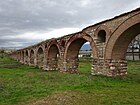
[[80, 43, 91, 51]]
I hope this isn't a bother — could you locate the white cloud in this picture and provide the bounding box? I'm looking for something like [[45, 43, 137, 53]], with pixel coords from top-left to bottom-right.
[[0, 0, 139, 48], [66, 10, 78, 15], [80, 0, 91, 7], [45, 28, 81, 38], [10, 28, 80, 41]]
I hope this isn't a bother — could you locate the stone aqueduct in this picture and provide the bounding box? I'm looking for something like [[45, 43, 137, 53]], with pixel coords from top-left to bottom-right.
[[11, 8, 140, 77]]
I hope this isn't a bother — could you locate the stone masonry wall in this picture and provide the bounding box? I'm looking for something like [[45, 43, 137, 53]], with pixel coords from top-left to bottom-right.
[[92, 59, 127, 77]]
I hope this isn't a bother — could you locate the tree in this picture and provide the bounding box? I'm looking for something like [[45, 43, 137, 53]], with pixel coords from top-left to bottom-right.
[[0, 49, 5, 58]]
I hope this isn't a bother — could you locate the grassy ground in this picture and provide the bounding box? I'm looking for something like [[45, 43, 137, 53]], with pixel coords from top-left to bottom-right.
[[0, 54, 140, 105]]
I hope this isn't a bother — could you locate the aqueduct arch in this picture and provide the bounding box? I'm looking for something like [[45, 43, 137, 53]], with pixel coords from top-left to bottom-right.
[[64, 33, 97, 73], [30, 49, 35, 65], [24, 50, 29, 64], [37, 47, 44, 68], [105, 13, 140, 59], [47, 41, 60, 70]]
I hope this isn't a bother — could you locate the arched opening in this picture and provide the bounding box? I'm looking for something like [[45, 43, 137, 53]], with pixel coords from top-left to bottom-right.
[[17, 52, 20, 61], [21, 51, 24, 63], [79, 42, 93, 75], [30, 49, 34, 65], [25, 50, 28, 64], [98, 30, 106, 43], [47, 44, 60, 70], [37, 47, 44, 67], [19, 52, 21, 61], [65, 38, 93, 74], [111, 23, 140, 60], [20, 52, 22, 61]]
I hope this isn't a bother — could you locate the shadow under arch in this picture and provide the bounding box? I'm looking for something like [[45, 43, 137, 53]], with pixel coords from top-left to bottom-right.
[[36, 46, 44, 67], [46, 41, 61, 70], [24, 50, 29, 64], [30, 49, 35, 65]]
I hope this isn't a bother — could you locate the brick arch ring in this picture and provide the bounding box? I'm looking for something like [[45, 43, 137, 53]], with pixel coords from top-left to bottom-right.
[[105, 12, 140, 59], [64, 32, 98, 59], [46, 40, 61, 57]]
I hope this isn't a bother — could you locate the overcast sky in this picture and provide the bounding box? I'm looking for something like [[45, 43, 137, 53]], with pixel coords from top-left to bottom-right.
[[0, 0, 140, 49]]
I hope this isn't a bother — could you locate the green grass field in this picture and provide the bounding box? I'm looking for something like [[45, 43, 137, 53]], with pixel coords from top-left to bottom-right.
[[0, 53, 140, 105]]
